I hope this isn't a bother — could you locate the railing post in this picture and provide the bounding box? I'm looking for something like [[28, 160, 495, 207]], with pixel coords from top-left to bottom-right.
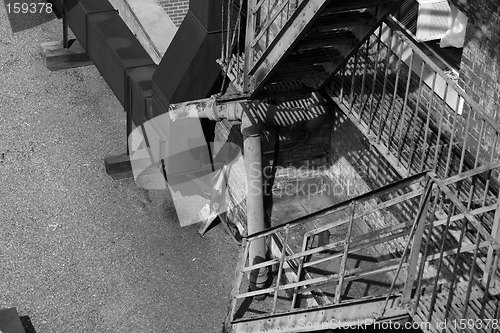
[[62, 0, 69, 49], [482, 189, 500, 285], [402, 179, 433, 304], [243, 0, 256, 92], [334, 202, 356, 303], [226, 238, 250, 329], [271, 225, 290, 314]]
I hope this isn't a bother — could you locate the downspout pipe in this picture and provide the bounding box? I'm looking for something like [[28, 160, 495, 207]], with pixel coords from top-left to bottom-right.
[[241, 116, 269, 291]]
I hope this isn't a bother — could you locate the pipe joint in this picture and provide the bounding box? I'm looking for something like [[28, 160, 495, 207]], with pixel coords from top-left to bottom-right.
[[215, 101, 243, 122], [240, 105, 265, 137], [241, 124, 265, 137]]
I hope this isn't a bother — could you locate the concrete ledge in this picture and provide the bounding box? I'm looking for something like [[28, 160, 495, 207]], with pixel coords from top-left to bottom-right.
[[108, 0, 177, 64]]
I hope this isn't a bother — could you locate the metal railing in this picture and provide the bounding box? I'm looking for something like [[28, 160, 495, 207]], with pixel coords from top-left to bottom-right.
[[226, 173, 430, 331], [223, 8, 500, 333], [226, 165, 500, 332], [330, 17, 500, 182], [383, 164, 500, 332], [219, 0, 247, 92]]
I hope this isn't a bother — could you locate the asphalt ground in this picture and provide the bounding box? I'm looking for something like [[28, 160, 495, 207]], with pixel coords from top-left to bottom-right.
[[0, 6, 238, 333]]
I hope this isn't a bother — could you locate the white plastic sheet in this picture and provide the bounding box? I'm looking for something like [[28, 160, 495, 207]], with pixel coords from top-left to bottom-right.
[[440, 3, 468, 48]]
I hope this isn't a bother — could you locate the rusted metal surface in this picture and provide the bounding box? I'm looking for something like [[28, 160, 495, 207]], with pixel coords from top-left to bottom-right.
[[411, 166, 500, 332], [166, 93, 332, 129], [330, 23, 500, 321], [245, 0, 329, 94], [218, 1, 500, 331]]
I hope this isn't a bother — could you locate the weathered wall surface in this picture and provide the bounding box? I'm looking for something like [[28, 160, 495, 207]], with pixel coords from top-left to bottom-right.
[[459, 0, 500, 119]]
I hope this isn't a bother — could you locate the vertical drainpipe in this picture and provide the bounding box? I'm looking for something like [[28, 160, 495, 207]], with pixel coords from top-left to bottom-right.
[[241, 0, 269, 292], [241, 112, 269, 292]]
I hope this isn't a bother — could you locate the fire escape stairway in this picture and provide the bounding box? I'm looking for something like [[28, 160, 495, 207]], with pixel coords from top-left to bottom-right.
[[222, 2, 500, 332], [225, 166, 500, 333], [232, 0, 404, 97]]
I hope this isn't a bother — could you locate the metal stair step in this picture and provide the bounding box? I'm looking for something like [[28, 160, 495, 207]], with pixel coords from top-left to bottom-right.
[[314, 10, 375, 31], [272, 65, 328, 82], [285, 48, 342, 66], [323, 0, 396, 13], [298, 30, 358, 51]]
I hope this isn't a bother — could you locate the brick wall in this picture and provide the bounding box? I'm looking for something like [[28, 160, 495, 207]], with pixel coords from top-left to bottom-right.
[[157, 0, 189, 27], [459, 0, 500, 120]]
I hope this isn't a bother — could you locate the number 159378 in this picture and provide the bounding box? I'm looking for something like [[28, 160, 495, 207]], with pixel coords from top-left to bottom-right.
[[6, 2, 53, 14]]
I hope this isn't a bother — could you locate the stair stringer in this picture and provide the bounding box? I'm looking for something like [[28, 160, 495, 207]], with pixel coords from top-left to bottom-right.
[[247, 0, 330, 97], [229, 295, 409, 333]]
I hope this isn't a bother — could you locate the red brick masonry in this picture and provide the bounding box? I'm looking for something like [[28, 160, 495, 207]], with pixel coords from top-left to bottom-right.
[[158, 0, 189, 27]]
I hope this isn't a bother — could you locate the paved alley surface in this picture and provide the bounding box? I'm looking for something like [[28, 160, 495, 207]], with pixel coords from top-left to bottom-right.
[[0, 6, 238, 333]]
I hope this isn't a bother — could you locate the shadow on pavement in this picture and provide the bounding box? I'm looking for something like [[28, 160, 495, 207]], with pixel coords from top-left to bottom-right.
[[20, 315, 37, 333]]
